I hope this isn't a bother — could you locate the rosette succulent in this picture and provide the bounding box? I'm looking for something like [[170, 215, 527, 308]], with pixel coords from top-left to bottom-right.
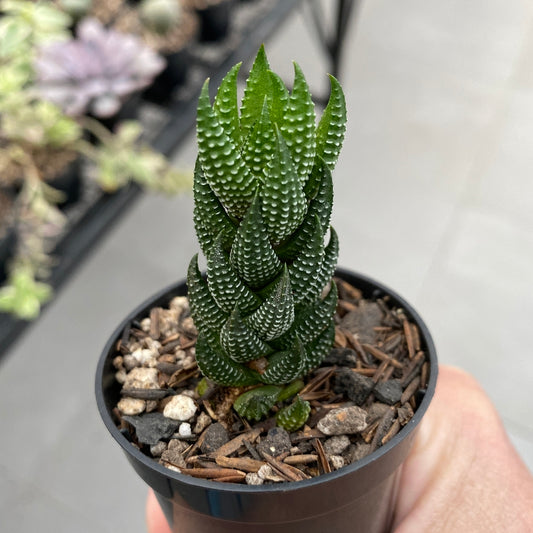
[[139, 0, 182, 35], [187, 46, 346, 424], [35, 17, 165, 118]]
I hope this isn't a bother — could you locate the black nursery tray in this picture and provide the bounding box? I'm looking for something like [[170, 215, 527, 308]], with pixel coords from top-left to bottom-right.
[[0, 0, 357, 359]]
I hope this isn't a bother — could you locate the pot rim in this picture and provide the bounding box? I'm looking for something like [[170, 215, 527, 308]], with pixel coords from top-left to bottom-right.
[[95, 267, 438, 494]]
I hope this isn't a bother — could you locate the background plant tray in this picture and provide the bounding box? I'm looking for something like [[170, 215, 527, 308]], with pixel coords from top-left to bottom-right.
[[0, 0, 357, 359]]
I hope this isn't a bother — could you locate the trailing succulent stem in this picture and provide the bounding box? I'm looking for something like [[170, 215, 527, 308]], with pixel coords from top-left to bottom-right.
[[187, 45, 346, 423]]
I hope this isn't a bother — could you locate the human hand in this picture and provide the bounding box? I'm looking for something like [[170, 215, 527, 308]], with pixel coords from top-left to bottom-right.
[[146, 365, 533, 532], [392, 365, 533, 531]]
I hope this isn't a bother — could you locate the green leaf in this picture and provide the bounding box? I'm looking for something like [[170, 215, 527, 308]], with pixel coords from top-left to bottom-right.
[[207, 235, 261, 314], [315, 228, 339, 295], [229, 193, 282, 289], [213, 62, 242, 147], [292, 282, 337, 344], [197, 80, 257, 219], [316, 75, 347, 170], [220, 305, 273, 363], [233, 385, 283, 421], [274, 156, 333, 260], [240, 47, 290, 138], [0, 267, 52, 320], [272, 282, 337, 351], [240, 44, 271, 137], [260, 338, 306, 385], [266, 71, 289, 126], [288, 215, 325, 305], [277, 379, 305, 402], [280, 62, 316, 185], [242, 98, 277, 179], [195, 333, 260, 386], [187, 254, 228, 330], [193, 160, 236, 255], [301, 321, 335, 375], [261, 128, 307, 245], [276, 396, 311, 432], [246, 266, 294, 341]]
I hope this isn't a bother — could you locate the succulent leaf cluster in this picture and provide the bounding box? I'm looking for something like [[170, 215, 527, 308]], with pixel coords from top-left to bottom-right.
[[35, 17, 165, 118], [139, 0, 182, 35], [187, 46, 346, 399]]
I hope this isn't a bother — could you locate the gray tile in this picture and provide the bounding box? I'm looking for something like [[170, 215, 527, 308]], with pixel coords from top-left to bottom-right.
[[511, 18, 533, 90], [28, 400, 147, 533], [330, 64, 501, 296], [0, 465, 107, 533], [356, 0, 532, 88], [417, 208, 533, 433], [472, 88, 533, 229]]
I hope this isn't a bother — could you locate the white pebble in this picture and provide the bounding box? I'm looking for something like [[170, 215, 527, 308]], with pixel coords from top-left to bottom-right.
[[329, 455, 345, 470], [163, 394, 197, 421], [150, 441, 167, 457], [123, 367, 159, 390], [245, 473, 264, 485], [194, 412, 212, 434], [170, 296, 188, 312], [178, 423, 192, 437], [117, 398, 146, 415], [257, 464, 284, 483], [132, 348, 157, 366]]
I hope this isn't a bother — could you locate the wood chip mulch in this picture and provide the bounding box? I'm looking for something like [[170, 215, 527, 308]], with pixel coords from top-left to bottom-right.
[[110, 276, 430, 485]]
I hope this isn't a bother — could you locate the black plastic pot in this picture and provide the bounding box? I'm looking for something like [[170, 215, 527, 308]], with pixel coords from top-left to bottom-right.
[[143, 47, 192, 105], [95, 268, 438, 533], [46, 156, 83, 209], [0, 225, 16, 284], [88, 93, 142, 142], [196, 0, 234, 42]]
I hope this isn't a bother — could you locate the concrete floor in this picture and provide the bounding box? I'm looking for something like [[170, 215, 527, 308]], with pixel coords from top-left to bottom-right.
[[1, 1, 532, 531]]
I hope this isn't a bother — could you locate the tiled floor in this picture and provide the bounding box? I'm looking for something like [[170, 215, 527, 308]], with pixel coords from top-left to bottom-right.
[[1, 1, 532, 531]]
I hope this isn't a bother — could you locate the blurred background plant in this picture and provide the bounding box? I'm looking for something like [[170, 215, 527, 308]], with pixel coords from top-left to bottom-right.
[[35, 17, 166, 118], [0, 0, 192, 320]]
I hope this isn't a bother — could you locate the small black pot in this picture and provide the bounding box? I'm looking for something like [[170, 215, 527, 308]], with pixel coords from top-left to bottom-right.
[[196, 0, 234, 42], [87, 93, 142, 142], [0, 224, 16, 284], [46, 156, 83, 209], [95, 268, 438, 533], [143, 47, 192, 105]]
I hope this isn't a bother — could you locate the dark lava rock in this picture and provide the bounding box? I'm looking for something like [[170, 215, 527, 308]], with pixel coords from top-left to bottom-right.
[[123, 413, 179, 446], [340, 301, 383, 344], [200, 422, 229, 455], [296, 440, 314, 454], [256, 427, 292, 458], [161, 439, 188, 468], [342, 442, 371, 465], [366, 402, 392, 424], [374, 379, 403, 405], [324, 347, 358, 367], [334, 368, 375, 405]]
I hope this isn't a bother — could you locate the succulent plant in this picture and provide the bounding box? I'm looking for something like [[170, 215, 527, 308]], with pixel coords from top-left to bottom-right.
[[0, 0, 72, 46], [58, 0, 93, 20], [187, 46, 346, 423], [139, 0, 182, 35], [35, 17, 165, 118]]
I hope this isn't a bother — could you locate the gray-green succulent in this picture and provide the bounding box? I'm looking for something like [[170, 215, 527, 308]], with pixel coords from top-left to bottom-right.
[[187, 46, 346, 423]]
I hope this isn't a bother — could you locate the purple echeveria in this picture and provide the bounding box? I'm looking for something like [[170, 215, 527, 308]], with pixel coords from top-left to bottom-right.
[[35, 18, 166, 118]]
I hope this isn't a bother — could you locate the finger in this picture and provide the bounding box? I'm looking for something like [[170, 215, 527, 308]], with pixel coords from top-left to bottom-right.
[[146, 489, 172, 533]]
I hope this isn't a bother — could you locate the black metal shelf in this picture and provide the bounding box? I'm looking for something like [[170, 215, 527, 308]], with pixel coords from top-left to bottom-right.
[[0, 0, 356, 359]]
